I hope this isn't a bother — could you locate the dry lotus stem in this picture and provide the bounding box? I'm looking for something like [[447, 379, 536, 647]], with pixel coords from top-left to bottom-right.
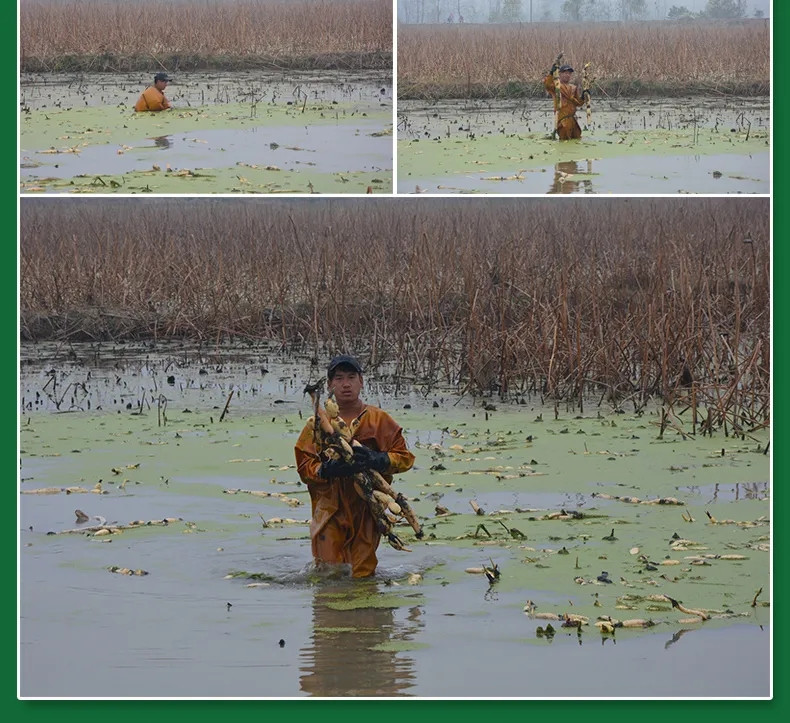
[[663, 594, 710, 621]]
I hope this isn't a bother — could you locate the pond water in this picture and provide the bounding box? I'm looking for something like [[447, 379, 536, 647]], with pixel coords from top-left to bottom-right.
[[397, 96, 769, 194], [18, 343, 771, 698], [20, 71, 393, 194]]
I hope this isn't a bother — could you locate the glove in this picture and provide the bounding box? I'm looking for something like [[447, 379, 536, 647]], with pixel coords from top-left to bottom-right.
[[581, 89, 591, 100], [550, 63, 559, 74], [319, 458, 357, 479], [352, 445, 391, 473]]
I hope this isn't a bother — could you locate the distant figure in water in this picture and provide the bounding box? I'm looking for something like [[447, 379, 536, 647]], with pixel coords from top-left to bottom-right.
[[543, 63, 589, 140], [135, 72, 172, 112]]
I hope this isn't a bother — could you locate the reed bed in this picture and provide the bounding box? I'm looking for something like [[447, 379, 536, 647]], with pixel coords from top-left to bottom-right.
[[20, 198, 769, 427], [398, 20, 769, 99], [20, 0, 392, 72]]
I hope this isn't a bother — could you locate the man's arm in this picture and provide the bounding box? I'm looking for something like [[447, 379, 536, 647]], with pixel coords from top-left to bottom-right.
[[354, 410, 415, 476], [570, 85, 585, 107], [294, 424, 325, 483], [383, 428, 415, 474], [295, 423, 359, 483]]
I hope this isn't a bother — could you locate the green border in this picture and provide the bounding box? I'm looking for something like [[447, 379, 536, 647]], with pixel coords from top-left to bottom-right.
[[769, 0, 783, 715], [12, 3, 780, 719]]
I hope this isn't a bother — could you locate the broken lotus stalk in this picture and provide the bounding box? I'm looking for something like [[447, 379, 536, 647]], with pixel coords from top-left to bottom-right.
[[582, 61, 592, 125], [663, 594, 711, 621], [552, 51, 564, 137]]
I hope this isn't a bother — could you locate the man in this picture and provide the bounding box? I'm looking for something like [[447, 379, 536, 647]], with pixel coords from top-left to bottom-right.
[[134, 72, 172, 112], [294, 355, 415, 578], [543, 63, 589, 140]]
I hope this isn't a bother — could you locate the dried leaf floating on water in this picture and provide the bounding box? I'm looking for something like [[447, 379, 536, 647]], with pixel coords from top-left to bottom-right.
[[223, 488, 302, 506], [592, 492, 683, 506], [50, 516, 183, 535], [108, 566, 148, 576]]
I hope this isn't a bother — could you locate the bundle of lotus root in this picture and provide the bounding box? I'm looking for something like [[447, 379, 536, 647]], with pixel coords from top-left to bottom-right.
[[304, 381, 423, 551]]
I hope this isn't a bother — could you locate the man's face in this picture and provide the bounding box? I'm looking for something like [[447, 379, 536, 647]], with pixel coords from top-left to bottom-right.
[[328, 369, 363, 404], [559, 70, 573, 83], [155, 79, 168, 91]]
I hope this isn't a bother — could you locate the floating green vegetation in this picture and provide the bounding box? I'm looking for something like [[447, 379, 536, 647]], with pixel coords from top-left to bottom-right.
[[324, 593, 424, 611], [226, 571, 276, 582], [369, 641, 430, 652], [398, 125, 769, 183], [22, 167, 390, 195], [20, 385, 769, 640], [21, 102, 389, 150], [20, 101, 392, 194]]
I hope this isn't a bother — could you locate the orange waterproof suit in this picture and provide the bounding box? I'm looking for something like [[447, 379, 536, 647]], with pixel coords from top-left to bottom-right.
[[294, 405, 415, 578], [543, 73, 584, 140], [134, 86, 171, 112]]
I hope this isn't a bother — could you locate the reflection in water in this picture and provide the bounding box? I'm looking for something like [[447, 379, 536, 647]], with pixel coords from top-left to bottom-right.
[[676, 481, 769, 503], [664, 628, 695, 650], [152, 135, 172, 149], [299, 579, 421, 696], [548, 160, 595, 194]]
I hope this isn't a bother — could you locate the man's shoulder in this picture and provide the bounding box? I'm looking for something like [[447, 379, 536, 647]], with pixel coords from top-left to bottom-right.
[[361, 404, 403, 429]]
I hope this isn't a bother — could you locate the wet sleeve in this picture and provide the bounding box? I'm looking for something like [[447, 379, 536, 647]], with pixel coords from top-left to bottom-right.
[[543, 73, 556, 94], [374, 413, 415, 476], [569, 84, 584, 107], [295, 422, 329, 484], [134, 92, 147, 112]]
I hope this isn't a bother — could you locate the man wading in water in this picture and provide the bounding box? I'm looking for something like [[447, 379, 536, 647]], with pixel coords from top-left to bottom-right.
[[134, 72, 172, 112], [294, 355, 415, 578], [543, 62, 589, 140]]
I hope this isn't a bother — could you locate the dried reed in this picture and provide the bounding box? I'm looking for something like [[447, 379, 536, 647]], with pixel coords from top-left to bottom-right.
[[398, 20, 769, 98], [21, 0, 392, 72], [20, 197, 769, 428]]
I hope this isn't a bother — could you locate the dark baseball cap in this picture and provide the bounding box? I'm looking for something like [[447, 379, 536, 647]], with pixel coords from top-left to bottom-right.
[[154, 72, 173, 82], [559, 64, 574, 72], [327, 354, 363, 377]]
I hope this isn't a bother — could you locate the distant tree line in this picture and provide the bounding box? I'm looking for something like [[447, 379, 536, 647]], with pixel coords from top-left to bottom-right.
[[398, 0, 762, 22]]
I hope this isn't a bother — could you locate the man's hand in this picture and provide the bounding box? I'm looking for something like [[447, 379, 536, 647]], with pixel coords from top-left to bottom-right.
[[581, 89, 591, 100], [550, 63, 559, 74], [319, 458, 358, 479], [352, 445, 391, 473]]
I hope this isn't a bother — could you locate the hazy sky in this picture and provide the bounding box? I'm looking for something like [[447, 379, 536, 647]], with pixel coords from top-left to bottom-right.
[[398, 0, 771, 22]]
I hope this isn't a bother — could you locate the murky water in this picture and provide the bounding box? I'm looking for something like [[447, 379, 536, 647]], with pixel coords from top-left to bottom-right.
[[20, 71, 392, 193], [400, 152, 768, 195], [21, 123, 390, 179], [19, 344, 771, 698], [397, 96, 769, 194]]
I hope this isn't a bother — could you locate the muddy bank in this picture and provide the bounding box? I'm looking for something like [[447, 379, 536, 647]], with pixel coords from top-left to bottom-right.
[[398, 79, 769, 102], [22, 51, 393, 74]]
